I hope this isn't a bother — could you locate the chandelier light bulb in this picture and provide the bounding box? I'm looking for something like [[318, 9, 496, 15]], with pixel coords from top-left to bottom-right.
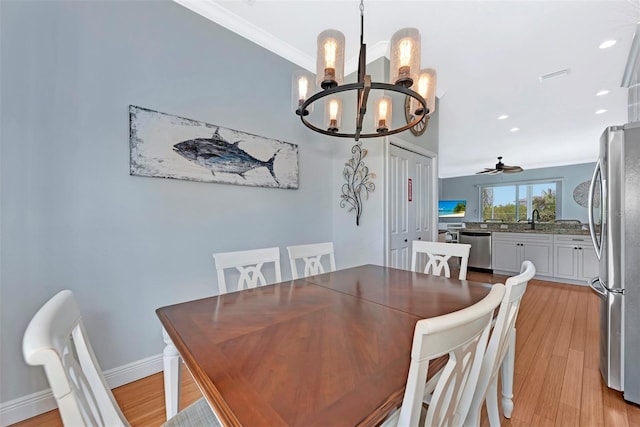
[[317, 30, 345, 89], [390, 28, 420, 88], [399, 39, 413, 67], [292, 70, 315, 115], [326, 97, 342, 132], [298, 77, 308, 104], [411, 68, 436, 116], [375, 96, 392, 133], [417, 74, 429, 98], [324, 39, 337, 69], [329, 100, 339, 119]]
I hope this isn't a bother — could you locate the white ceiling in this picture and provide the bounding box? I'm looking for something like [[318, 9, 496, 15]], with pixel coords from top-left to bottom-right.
[[175, 0, 638, 178]]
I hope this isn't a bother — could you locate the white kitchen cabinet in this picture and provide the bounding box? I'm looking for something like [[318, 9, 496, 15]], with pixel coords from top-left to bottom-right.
[[492, 232, 553, 276], [553, 235, 598, 283]]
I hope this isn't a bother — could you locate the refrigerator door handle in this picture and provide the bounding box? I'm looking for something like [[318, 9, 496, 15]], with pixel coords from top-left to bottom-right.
[[589, 276, 607, 297], [588, 159, 602, 259]]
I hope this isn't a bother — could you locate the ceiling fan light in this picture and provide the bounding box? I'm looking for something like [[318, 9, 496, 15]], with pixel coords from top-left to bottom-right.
[[390, 28, 421, 88], [316, 30, 345, 89]]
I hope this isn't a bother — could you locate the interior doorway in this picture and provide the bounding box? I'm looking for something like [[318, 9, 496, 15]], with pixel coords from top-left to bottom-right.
[[386, 141, 437, 270]]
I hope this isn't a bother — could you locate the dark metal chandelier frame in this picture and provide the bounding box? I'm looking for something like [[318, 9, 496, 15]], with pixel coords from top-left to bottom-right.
[[295, 2, 428, 141]]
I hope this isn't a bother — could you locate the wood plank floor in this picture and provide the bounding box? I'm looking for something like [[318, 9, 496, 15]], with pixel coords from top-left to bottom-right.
[[11, 272, 640, 426]]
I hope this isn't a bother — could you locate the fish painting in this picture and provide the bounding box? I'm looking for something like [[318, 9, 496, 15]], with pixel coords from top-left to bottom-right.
[[129, 105, 298, 189], [172, 128, 279, 184]]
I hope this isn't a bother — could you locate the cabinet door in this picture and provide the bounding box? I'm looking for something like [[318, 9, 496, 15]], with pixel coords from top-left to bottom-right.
[[578, 246, 599, 282], [492, 240, 520, 272], [554, 244, 578, 280], [522, 242, 553, 276]]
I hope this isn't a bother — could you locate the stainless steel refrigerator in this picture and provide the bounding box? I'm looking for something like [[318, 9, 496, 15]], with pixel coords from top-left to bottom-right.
[[588, 122, 640, 404]]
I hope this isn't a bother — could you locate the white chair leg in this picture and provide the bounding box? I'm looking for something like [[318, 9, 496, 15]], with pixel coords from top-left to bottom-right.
[[162, 328, 181, 420], [500, 328, 516, 418], [485, 377, 501, 427]]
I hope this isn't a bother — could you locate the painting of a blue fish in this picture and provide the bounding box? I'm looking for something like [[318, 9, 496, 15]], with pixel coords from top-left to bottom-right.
[[129, 105, 298, 189]]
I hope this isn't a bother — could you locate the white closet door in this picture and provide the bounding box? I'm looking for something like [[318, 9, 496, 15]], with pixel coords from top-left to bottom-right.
[[388, 144, 433, 270]]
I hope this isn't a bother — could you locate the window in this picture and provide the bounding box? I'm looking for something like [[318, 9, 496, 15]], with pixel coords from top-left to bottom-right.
[[480, 180, 560, 222]]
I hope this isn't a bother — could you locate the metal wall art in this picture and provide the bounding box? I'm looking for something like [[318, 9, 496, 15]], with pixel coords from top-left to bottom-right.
[[130, 106, 299, 189], [340, 142, 376, 226]]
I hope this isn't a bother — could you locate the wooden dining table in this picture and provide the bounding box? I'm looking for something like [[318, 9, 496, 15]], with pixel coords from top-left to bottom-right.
[[157, 264, 496, 426]]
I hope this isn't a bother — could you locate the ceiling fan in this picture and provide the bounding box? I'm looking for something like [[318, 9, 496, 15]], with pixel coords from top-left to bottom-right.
[[476, 156, 524, 175]]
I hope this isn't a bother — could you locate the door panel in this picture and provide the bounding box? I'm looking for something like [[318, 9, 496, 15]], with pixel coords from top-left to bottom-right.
[[492, 240, 520, 272], [522, 243, 553, 276], [554, 245, 578, 280], [388, 144, 433, 270], [389, 150, 411, 270], [579, 246, 599, 282]]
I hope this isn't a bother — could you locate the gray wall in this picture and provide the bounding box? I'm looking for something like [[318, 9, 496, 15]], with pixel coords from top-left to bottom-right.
[[438, 162, 596, 224], [0, 0, 336, 403], [330, 57, 439, 268]]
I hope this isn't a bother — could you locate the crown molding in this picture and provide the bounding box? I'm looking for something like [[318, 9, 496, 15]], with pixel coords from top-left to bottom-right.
[[174, 0, 315, 71], [173, 0, 390, 76], [345, 40, 390, 74]]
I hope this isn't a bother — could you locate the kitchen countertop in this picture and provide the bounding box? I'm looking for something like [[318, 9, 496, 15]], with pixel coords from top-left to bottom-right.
[[460, 222, 591, 235]]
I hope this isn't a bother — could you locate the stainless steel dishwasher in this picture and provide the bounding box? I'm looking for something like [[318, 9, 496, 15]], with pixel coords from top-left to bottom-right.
[[459, 231, 492, 270]]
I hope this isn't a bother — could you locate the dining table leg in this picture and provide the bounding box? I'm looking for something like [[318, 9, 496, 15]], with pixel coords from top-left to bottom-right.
[[162, 328, 181, 420], [500, 328, 516, 418]]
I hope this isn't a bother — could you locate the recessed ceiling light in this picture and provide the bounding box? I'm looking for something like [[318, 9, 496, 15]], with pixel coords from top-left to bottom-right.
[[510, 127, 520, 132], [596, 109, 607, 115], [599, 40, 617, 49], [498, 115, 509, 120], [596, 90, 610, 96]]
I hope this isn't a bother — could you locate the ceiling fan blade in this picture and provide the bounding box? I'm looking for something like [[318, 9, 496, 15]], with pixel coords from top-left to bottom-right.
[[478, 157, 523, 175], [476, 168, 505, 175], [503, 166, 524, 173]]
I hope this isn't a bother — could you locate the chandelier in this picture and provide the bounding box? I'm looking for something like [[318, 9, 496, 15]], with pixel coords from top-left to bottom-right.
[[292, 0, 437, 141]]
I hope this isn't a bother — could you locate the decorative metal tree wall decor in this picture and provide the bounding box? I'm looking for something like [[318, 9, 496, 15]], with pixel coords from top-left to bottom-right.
[[340, 142, 376, 226]]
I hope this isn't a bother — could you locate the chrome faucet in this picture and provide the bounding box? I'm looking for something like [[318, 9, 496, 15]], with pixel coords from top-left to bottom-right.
[[531, 209, 541, 230]]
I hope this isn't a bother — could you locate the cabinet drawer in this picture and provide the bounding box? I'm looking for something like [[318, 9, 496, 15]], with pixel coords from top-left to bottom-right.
[[492, 232, 552, 243], [553, 234, 594, 248]]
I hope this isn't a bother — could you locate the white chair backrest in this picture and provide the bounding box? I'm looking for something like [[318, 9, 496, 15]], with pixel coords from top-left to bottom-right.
[[411, 241, 472, 280], [398, 284, 505, 427], [286, 242, 336, 279], [213, 246, 282, 294], [22, 290, 129, 427], [465, 260, 536, 426]]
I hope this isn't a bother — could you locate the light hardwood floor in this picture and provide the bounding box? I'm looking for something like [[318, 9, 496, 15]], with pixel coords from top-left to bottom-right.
[[11, 271, 640, 426]]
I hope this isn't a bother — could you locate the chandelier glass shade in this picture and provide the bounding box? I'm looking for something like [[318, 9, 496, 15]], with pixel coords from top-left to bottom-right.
[[292, 1, 436, 141]]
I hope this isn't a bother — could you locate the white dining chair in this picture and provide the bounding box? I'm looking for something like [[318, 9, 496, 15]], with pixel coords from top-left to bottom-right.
[[381, 284, 505, 427], [286, 242, 336, 279], [464, 260, 536, 427], [213, 246, 282, 294], [23, 290, 220, 427], [163, 246, 283, 420], [411, 240, 472, 280]]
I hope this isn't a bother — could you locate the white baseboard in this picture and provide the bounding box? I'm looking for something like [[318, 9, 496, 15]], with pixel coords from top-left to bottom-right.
[[0, 353, 163, 427]]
